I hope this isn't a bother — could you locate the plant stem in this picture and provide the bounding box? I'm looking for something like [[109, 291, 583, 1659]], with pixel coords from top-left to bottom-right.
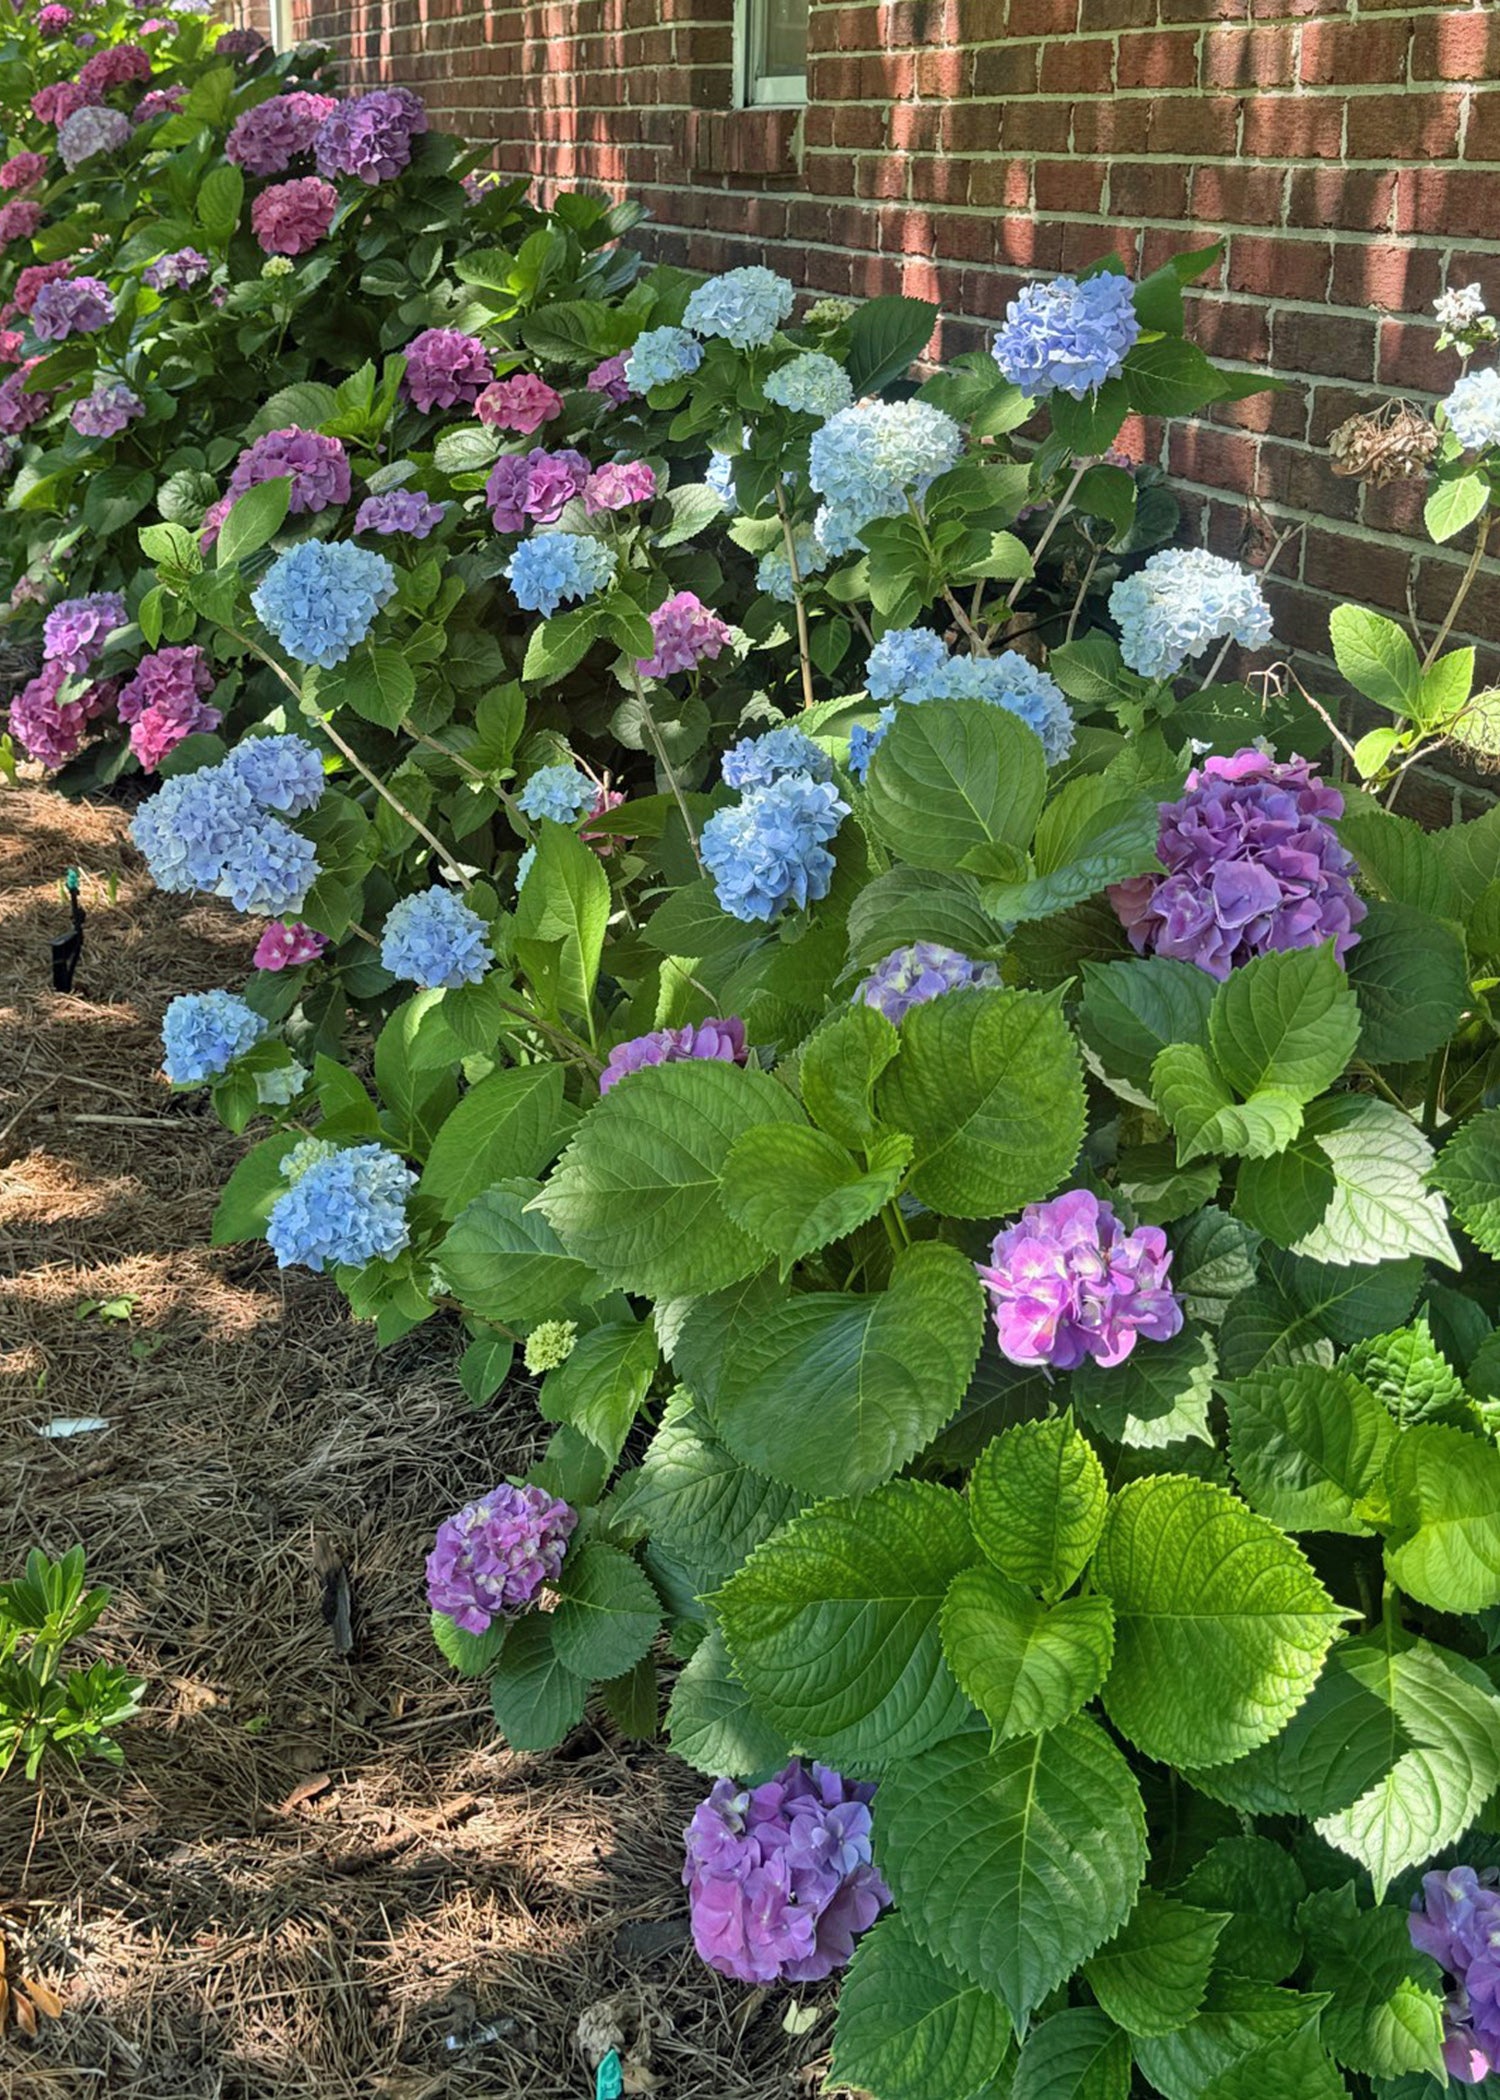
[[1422, 511, 1491, 672], [1027, 457, 1090, 575], [1422, 1042, 1449, 1137], [1064, 546, 1103, 645], [627, 666, 701, 867], [400, 719, 488, 785], [775, 483, 818, 713]]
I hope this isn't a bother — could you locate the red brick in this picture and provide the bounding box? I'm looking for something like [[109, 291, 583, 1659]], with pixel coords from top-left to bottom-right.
[[1039, 36, 1114, 91], [1208, 380, 1309, 441], [968, 157, 1033, 210], [1271, 308, 1377, 383], [915, 44, 966, 93], [969, 42, 1040, 95], [1191, 163, 1285, 225], [1229, 236, 1332, 302], [1201, 24, 1292, 87], [1146, 93, 1241, 156], [1329, 242, 1442, 316], [1118, 29, 1198, 88], [1377, 318, 1456, 392], [1304, 527, 1412, 613], [1168, 422, 1260, 495], [1242, 95, 1343, 161], [1309, 384, 1382, 445], [1362, 476, 1431, 542], [1035, 158, 1107, 214], [1397, 169, 1493, 239], [1186, 292, 1271, 362], [1070, 98, 1151, 152], [1075, 0, 1151, 24], [1349, 93, 1464, 164], [949, 101, 1006, 152], [1006, 0, 1077, 32], [910, 154, 969, 203], [1258, 438, 1361, 521], [1289, 168, 1396, 233], [1059, 220, 1138, 274], [1411, 11, 1500, 80], [1110, 160, 1191, 219], [1462, 92, 1500, 164], [1299, 17, 1410, 84]]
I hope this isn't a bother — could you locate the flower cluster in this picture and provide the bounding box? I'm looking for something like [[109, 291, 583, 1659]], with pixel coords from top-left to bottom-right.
[[37, 7, 73, 36], [1109, 547, 1274, 680], [32, 80, 88, 126], [31, 274, 115, 339], [476, 372, 562, 432], [856, 943, 1002, 1026], [587, 353, 630, 404], [355, 489, 446, 538], [228, 426, 350, 514], [57, 103, 130, 167], [379, 888, 492, 989], [637, 591, 732, 677], [130, 743, 322, 915], [809, 401, 963, 530], [160, 990, 269, 1085], [1442, 367, 1500, 455], [599, 1016, 748, 1093], [226, 90, 337, 174], [227, 733, 326, 814], [251, 540, 397, 666], [1109, 748, 1366, 979], [683, 1761, 891, 1986], [522, 1320, 577, 1373], [721, 724, 832, 790], [71, 380, 145, 437], [517, 763, 595, 824], [0, 152, 48, 193], [0, 198, 44, 246], [979, 1188, 1184, 1370], [265, 1139, 418, 1272], [485, 447, 590, 532], [0, 357, 53, 434], [402, 327, 494, 412], [253, 921, 328, 971], [134, 86, 186, 125], [992, 272, 1141, 398], [702, 772, 848, 923], [683, 266, 795, 349], [504, 532, 616, 617], [313, 85, 427, 183], [251, 176, 338, 257], [143, 246, 211, 291], [763, 350, 854, 420], [583, 460, 656, 514], [8, 664, 114, 767], [623, 325, 703, 393], [1409, 1866, 1500, 2085], [1434, 283, 1498, 357], [425, 1484, 578, 1634], [117, 643, 219, 770], [76, 41, 151, 95], [43, 591, 126, 675], [851, 632, 1075, 774], [756, 530, 827, 603]]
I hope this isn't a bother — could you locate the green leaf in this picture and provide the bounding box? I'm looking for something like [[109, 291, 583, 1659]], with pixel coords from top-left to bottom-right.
[[978, 777, 1161, 926], [1093, 1475, 1348, 1766], [941, 1568, 1114, 1741], [1208, 943, 1361, 1106], [215, 475, 290, 571], [1172, 1207, 1262, 1325], [799, 1002, 901, 1149], [618, 1398, 804, 1597], [209, 1131, 299, 1244], [1011, 2008, 1131, 2100], [1430, 1107, 1500, 1257], [442, 1181, 597, 1325], [458, 1333, 512, 1409], [1329, 604, 1423, 714], [1225, 1364, 1394, 1533], [540, 1319, 658, 1458], [488, 1612, 587, 1750], [713, 1480, 977, 1765], [1078, 956, 1215, 1093], [1073, 1327, 1218, 1451], [864, 699, 1046, 874], [513, 820, 610, 1021], [846, 294, 937, 394], [968, 1413, 1107, 1599], [1344, 1317, 1472, 1429], [666, 1627, 791, 1776], [373, 993, 458, 1155], [878, 988, 1085, 1218], [1122, 336, 1227, 416], [1151, 1042, 1303, 1164], [710, 1240, 984, 1496], [1051, 378, 1130, 456], [1352, 726, 1401, 780], [1423, 466, 1489, 545], [601, 1654, 659, 1739], [537, 1061, 804, 1298], [197, 161, 244, 245], [83, 466, 155, 536], [1131, 1977, 1338, 2100], [1384, 1424, 1500, 1610], [1236, 1096, 1457, 1269], [550, 1541, 660, 1681], [419, 1065, 575, 1222], [1338, 810, 1456, 919], [1345, 902, 1469, 1066], [1415, 643, 1475, 731], [720, 1124, 912, 1277], [875, 1718, 1147, 2024], [430, 1608, 509, 1679], [1302, 1887, 1447, 2081], [1084, 1893, 1229, 2038], [831, 1912, 1012, 2100], [845, 865, 1003, 967], [321, 643, 416, 729], [1176, 1836, 1305, 1984]]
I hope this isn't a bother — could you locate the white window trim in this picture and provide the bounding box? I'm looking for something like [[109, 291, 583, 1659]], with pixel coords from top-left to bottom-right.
[[268, 0, 294, 53], [734, 0, 807, 108]]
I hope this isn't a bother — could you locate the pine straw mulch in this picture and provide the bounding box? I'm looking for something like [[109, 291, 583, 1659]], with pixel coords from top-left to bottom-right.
[[0, 785, 833, 2100]]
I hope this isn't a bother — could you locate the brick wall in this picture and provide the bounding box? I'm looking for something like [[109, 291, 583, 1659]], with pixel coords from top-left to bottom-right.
[[289, 0, 1500, 674]]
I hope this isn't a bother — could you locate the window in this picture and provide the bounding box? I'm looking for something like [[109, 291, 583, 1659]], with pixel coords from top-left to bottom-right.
[[737, 0, 809, 107], [268, 0, 294, 52]]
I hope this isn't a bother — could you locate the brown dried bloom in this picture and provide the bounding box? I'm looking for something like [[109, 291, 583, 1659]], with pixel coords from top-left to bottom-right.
[[1328, 400, 1440, 486]]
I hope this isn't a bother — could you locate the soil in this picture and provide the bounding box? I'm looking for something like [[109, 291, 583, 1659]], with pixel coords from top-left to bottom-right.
[[0, 786, 833, 2100]]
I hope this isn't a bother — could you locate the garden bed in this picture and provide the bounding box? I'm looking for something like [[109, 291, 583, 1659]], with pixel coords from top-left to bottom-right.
[[0, 786, 825, 2100]]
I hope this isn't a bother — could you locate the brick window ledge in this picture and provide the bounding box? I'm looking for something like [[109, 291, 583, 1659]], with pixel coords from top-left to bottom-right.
[[685, 106, 801, 179]]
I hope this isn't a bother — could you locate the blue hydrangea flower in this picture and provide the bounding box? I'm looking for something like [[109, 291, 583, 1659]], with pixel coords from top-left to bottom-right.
[[517, 762, 595, 822], [623, 326, 704, 393], [251, 541, 397, 668], [684, 266, 795, 350], [515, 844, 537, 890], [217, 818, 319, 915], [756, 531, 828, 602], [224, 733, 325, 815], [130, 766, 257, 891], [505, 533, 617, 618], [380, 886, 491, 989], [706, 450, 738, 508], [265, 1139, 417, 1272], [856, 943, 1002, 1026], [809, 402, 963, 528], [847, 709, 895, 781], [763, 350, 853, 419], [865, 627, 950, 701], [992, 273, 1142, 399], [936, 654, 1076, 764], [1109, 548, 1274, 680], [721, 725, 833, 791], [813, 504, 867, 559], [1442, 367, 1500, 453], [255, 1060, 308, 1106], [701, 774, 849, 922], [161, 989, 269, 1085]]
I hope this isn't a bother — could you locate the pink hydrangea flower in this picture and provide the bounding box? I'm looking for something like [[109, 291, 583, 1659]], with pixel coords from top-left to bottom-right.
[[250, 176, 337, 257], [584, 460, 656, 514], [0, 153, 48, 193], [228, 426, 350, 515], [0, 199, 44, 246], [0, 357, 54, 434], [637, 591, 733, 677], [253, 921, 328, 970], [400, 327, 494, 413], [198, 492, 233, 554], [8, 663, 114, 767], [31, 80, 88, 125], [586, 353, 631, 404], [37, 5, 75, 37], [425, 1483, 577, 1635], [475, 372, 563, 433], [133, 85, 184, 124], [14, 261, 71, 313], [117, 644, 219, 771], [483, 447, 590, 532], [978, 1187, 1183, 1371], [77, 43, 151, 96]]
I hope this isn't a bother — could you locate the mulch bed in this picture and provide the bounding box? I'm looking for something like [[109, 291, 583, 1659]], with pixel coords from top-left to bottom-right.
[[0, 785, 831, 2099]]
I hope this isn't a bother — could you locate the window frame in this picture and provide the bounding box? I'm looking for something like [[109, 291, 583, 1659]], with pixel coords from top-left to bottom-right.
[[268, 0, 294, 53], [734, 0, 808, 108]]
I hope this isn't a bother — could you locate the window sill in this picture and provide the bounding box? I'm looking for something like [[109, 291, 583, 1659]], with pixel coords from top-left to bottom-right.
[[685, 106, 802, 179]]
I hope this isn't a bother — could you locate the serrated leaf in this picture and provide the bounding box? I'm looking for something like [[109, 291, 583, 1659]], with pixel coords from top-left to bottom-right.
[[1236, 1096, 1457, 1268], [1344, 902, 1468, 1065], [878, 988, 1085, 1218], [210, 1130, 300, 1244], [846, 293, 938, 394], [442, 1181, 597, 1325], [1208, 943, 1361, 1105], [1133, 1978, 1339, 2100], [979, 777, 1161, 925], [1177, 1836, 1307, 1984], [1302, 1888, 1447, 2081], [1225, 1364, 1394, 1533], [1329, 605, 1422, 714], [720, 1124, 911, 1276], [550, 1541, 660, 1682], [798, 1001, 901, 1149], [1430, 1107, 1500, 1257], [1009, 2009, 1128, 2100], [846, 865, 1009, 967], [1152, 1042, 1303, 1164], [430, 1608, 509, 1679], [941, 1567, 1114, 1741], [831, 1912, 1012, 2100], [714, 1480, 977, 1765], [488, 1611, 588, 1750], [1171, 1207, 1261, 1325], [1093, 1475, 1348, 1766], [968, 1413, 1108, 1599], [1084, 1893, 1228, 2039], [419, 1064, 575, 1221], [513, 819, 610, 1021], [1344, 1318, 1472, 1429], [1338, 810, 1457, 919], [1424, 467, 1489, 546], [1078, 955, 1215, 1093], [1384, 1424, 1500, 1610], [1073, 1327, 1217, 1450], [215, 475, 290, 570], [666, 1626, 791, 1776], [539, 1319, 658, 1458], [618, 1398, 805, 1597], [875, 1719, 1146, 2024], [864, 699, 1046, 873]]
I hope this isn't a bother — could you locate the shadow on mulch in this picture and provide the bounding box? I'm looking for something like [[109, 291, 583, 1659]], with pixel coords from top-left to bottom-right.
[[0, 787, 832, 2100]]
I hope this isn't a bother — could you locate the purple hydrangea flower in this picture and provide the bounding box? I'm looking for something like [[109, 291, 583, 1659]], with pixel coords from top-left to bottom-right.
[[31, 273, 114, 340], [856, 943, 1001, 1026], [251, 175, 337, 257], [228, 426, 350, 515], [76, 42, 150, 94], [143, 246, 211, 291], [56, 103, 130, 169], [43, 591, 126, 674], [485, 446, 590, 532], [133, 85, 184, 124], [992, 273, 1142, 399], [8, 664, 114, 767], [1410, 1867, 1500, 2085], [599, 1016, 747, 1093], [225, 90, 337, 174], [116, 643, 219, 770], [978, 1187, 1183, 1371], [401, 327, 494, 413], [637, 591, 733, 677], [216, 25, 266, 57], [37, 6, 74, 35], [425, 1483, 578, 1634], [0, 198, 44, 246], [587, 353, 630, 404], [683, 1760, 891, 1987], [1109, 748, 1366, 980], [71, 380, 144, 438], [355, 489, 446, 537], [0, 357, 53, 435], [314, 86, 428, 184]]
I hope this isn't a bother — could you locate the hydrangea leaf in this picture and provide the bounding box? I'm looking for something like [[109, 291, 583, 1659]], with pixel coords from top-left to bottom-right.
[[1430, 1107, 1500, 1258], [846, 865, 1004, 967], [1328, 605, 1424, 715], [513, 818, 611, 1021], [214, 473, 289, 572], [429, 1608, 509, 1681], [536, 1061, 804, 1299], [488, 1612, 588, 1752], [1151, 1042, 1303, 1165], [875, 1718, 1147, 2024], [1078, 954, 1216, 1094], [1083, 1893, 1229, 2038], [549, 1540, 661, 1683], [1224, 1364, 1395, 1534], [1092, 1475, 1349, 1767], [1073, 1327, 1218, 1451], [798, 1001, 901, 1150], [711, 1241, 984, 1496], [1131, 1978, 1336, 2100], [1236, 1096, 1457, 1269], [665, 1627, 791, 1777], [1337, 809, 1457, 920], [941, 1567, 1114, 1741], [613, 1399, 805, 1597], [1343, 902, 1468, 1066], [1176, 1836, 1307, 1984], [1383, 1423, 1500, 1610], [977, 778, 1163, 928], [830, 1911, 1013, 2100], [713, 1480, 977, 1766], [1301, 1887, 1447, 2081], [1207, 943, 1361, 1106], [538, 1319, 659, 1460], [210, 1129, 301, 1245], [878, 987, 1086, 1218], [373, 991, 460, 1155], [864, 697, 1046, 873], [968, 1414, 1108, 1600], [719, 1124, 912, 1277], [418, 1063, 576, 1221], [1115, 1143, 1220, 1226], [1343, 1318, 1473, 1429], [442, 1181, 600, 1326], [1169, 1207, 1261, 1325], [1010, 2007, 1132, 2100]]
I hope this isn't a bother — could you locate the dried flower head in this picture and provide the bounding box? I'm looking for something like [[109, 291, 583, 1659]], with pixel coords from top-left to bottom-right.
[[1328, 400, 1439, 487]]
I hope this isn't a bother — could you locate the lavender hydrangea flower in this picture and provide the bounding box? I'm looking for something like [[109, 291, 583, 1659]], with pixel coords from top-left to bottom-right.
[[721, 724, 832, 790], [379, 887, 491, 989], [600, 1016, 747, 1093], [1109, 548, 1274, 680], [763, 350, 854, 420], [252, 540, 397, 666], [683, 265, 795, 349], [143, 246, 211, 291], [265, 1138, 417, 1271], [228, 426, 350, 514], [484, 447, 591, 532], [992, 273, 1142, 398], [587, 353, 631, 403], [637, 591, 732, 677], [8, 664, 113, 767], [31, 274, 114, 340], [355, 489, 446, 537], [43, 591, 126, 674], [504, 532, 616, 618], [979, 1188, 1183, 1371], [160, 989, 268, 1085], [856, 943, 1001, 1026], [702, 774, 849, 923], [70, 381, 144, 438], [224, 733, 325, 815], [225, 90, 337, 173], [1442, 367, 1500, 455], [57, 104, 130, 169], [517, 762, 595, 824], [1409, 1867, 1500, 2085], [425, 1483, 578, 1634], [313, 85, 427, 183], [117, 642, 219, 770], [809, 401, 963, 529], [623, 325, 703, 393], [1109, 748, 1366, 980], [401, 327, 494, 413], [683, 1760, 891, 1987]]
